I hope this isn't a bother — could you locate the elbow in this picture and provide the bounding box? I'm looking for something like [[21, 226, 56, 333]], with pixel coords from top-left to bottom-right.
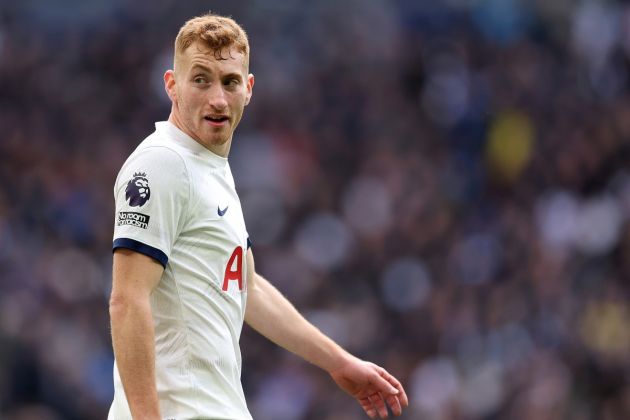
[[109, 292, 152, 321], [109, 293, 130, 321]]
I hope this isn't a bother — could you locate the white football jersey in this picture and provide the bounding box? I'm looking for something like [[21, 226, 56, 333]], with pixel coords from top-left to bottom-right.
[[108, 121, 253, 420]]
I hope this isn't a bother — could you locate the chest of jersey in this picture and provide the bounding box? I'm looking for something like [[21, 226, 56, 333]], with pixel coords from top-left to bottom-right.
[[177, 165, 248, 298], [197, 169, 246, 244]]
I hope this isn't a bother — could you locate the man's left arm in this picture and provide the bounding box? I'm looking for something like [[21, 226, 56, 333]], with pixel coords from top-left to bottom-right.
[[244, 249, 408, 419]]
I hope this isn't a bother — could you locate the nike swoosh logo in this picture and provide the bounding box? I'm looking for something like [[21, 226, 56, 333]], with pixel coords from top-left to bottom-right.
[[218, 205, 229, 217]]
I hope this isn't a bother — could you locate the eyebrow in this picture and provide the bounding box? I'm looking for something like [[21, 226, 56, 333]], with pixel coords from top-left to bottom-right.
[[190, 64, 243, 80], [190, 64, 212, 73]]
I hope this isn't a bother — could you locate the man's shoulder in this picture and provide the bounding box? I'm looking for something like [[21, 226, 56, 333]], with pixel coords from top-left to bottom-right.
[[133, 130, 187, 162], [123, 130, 190, 172], [115, 132, 192, 193]]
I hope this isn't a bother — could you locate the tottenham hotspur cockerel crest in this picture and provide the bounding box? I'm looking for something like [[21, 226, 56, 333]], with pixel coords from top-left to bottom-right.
[[125, 172, 151, 207]]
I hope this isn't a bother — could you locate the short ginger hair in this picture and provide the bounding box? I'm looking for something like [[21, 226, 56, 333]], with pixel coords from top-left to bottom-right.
[[174, 13, 250, 70]]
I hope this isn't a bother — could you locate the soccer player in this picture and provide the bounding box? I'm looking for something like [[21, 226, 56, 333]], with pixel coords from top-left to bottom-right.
[[108, 13, 408, 420]]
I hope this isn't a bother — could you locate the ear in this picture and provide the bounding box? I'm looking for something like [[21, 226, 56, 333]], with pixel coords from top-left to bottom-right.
[[244, 74, 255, 106], [164, 70, 177, 102]]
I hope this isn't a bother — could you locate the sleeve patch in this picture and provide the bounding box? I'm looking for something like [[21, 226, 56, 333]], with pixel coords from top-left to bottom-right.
[[125, 172, 151, 207], [117, 212, 150, 229]]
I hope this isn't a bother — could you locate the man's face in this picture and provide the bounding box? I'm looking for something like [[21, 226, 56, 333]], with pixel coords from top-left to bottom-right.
[[165, 42, 254, 155]]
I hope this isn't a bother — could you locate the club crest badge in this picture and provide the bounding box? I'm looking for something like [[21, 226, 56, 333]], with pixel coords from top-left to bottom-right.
[[125, 172, 151, 207]]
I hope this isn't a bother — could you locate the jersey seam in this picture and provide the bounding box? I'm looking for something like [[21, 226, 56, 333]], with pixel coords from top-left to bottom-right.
[[133, 142, 202, 414], [139, 144, 203, 414], [163, 262, 204, 415], [135, 144, 193, 209]]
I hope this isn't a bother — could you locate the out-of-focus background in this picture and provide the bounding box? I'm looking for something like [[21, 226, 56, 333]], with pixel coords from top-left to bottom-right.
[[2, 0, 630, 419]]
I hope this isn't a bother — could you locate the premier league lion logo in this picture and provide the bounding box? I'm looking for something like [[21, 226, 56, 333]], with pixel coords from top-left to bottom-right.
[[125, 172, 151, 207]]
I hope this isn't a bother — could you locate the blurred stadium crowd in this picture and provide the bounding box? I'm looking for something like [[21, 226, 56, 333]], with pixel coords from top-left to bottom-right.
[[2, 0, 630, 419]]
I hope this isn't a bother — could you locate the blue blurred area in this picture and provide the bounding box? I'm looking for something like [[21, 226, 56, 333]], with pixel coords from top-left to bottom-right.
[[2, 0, 630, 419]]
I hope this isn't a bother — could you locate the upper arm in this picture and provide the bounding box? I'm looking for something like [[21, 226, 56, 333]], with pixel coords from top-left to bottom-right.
[[246, 247, 257, 291], [110, 248, 164, 305], [113, 146, 190, 268]]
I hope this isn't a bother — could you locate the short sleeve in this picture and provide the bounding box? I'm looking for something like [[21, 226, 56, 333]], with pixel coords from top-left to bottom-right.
[[113, 147, 190, 268]]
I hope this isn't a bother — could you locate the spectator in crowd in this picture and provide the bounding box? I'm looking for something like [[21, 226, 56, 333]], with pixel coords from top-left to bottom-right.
[[1, 1, 630, 419]]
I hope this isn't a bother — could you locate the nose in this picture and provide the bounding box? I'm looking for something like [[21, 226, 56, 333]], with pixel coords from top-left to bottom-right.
[[208, 83, 228, 111]]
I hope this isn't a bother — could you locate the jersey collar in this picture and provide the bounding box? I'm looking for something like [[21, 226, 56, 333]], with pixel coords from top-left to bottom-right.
[[156, 121, 228, 168]]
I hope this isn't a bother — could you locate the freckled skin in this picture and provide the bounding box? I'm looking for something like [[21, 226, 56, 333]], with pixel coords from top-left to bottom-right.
[[164, 42, 255, 157]]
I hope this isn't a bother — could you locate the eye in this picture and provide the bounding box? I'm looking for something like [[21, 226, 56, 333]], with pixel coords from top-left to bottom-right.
[[193, 75, 207, 84], [224, 78, 240, 88]]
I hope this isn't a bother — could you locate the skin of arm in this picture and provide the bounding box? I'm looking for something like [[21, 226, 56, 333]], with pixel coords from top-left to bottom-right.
[[109, 249, 164, 420], [244, 249, 408, 418], [244, 248, 349, 371]]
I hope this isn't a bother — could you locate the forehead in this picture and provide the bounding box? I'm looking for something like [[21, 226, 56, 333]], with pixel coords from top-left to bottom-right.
[[178, 41, 248, 74]]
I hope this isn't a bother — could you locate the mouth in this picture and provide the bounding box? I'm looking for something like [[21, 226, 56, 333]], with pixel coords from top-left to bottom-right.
[[204, 115, 229, 127]]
